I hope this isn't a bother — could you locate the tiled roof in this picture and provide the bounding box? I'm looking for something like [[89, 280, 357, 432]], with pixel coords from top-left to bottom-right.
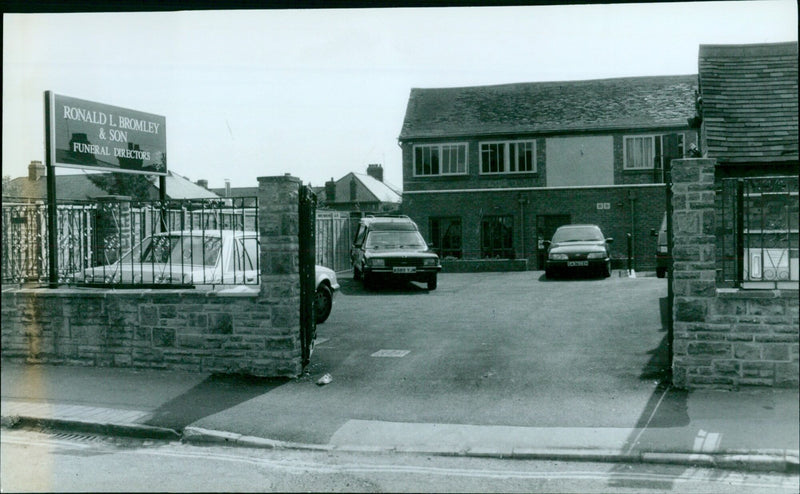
[[352, 173, 402, 204], [399, 75, 697, 140], [158, 172, 221, 200], [3, 171, 220, 201], [4, 174, 119, 201], [210, 186, 260, 198], [699, 42, 798, 164]]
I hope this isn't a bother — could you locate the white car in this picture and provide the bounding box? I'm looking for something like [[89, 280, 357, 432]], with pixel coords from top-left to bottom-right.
[[72, 230, 339, 323]]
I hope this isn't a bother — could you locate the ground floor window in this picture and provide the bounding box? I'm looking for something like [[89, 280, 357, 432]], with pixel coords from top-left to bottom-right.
[[429, 217, 462, 259], [481, 215, 514, 259]]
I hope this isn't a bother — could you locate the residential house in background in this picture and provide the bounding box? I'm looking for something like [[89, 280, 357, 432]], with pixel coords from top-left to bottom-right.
[[318, 164, 402, 214], [3, 161, 221, 202], [398, 75, 699, 269]]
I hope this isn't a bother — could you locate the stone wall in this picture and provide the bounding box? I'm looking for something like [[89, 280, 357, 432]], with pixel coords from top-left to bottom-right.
[[0, 175, 304, 377], [670, 159, 799, 388]]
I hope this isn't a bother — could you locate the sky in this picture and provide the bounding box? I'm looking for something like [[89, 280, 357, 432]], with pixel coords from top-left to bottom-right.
[[3, 2, 797, 191]]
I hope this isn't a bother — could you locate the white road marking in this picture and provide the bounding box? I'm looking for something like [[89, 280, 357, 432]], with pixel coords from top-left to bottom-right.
[[693, 430, 722, 453], [371, 350, 410, 358], [4, 433, 795, 490]]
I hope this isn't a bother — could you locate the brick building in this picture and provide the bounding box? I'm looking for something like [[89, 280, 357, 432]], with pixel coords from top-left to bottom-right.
[[398, 75, 699, 270]]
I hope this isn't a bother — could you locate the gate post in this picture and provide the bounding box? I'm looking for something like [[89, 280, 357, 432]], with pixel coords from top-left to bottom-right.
[[257, 175, 303, 376], [670, 158, 718, 388]]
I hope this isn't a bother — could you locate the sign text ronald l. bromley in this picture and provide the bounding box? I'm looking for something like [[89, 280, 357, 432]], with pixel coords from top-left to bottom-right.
[[50, 93, 167, 176]]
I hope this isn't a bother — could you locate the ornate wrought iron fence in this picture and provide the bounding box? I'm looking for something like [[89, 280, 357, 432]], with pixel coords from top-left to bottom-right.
[[719, 176, 799, 289], [2, 201, 96, 284], [2, 197, 258, 287]]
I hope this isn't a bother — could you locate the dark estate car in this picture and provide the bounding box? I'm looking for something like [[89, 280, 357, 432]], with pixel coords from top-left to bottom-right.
[[544, 224, 613, 279], [351, 215, 442, 290]]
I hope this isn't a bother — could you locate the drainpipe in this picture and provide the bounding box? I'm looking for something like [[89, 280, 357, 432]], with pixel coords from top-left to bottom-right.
[[628, 189, 636, 274], [518, 193, 528, 262]]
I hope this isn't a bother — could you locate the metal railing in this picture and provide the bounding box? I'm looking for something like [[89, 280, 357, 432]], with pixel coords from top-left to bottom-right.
[[315, 210, 353, 272], [2, 201, 96, 284], [719, 176, 799, 289], [2, 197, 258, 287]]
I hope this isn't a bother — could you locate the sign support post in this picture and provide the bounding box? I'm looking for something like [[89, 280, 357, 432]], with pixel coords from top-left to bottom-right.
[[45, 91, 59, 287]]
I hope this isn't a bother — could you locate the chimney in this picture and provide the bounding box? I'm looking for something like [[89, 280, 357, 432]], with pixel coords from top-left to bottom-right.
[[196, 179, 208, 189], [28, 160, 45, 181], [367, 164, 383, 182], [325, 178, 336, 203], [224, 179, 231, 198]]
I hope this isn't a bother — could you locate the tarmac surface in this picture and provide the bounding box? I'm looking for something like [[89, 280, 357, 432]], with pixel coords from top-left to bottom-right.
[[2, 272, 799, 473], [2, 362, 797, 473]]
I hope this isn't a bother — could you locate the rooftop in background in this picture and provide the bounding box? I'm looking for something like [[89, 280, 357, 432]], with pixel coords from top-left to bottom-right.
[[698, 41, 798, 165], [2, 161, 221, 202], [399, 74, 698, 140]]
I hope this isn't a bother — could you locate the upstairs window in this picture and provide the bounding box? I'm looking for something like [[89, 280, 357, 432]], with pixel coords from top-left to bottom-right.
[[414, 143, 468, 176], [624, 134, 685, 170], [480, 141, 536, 174]]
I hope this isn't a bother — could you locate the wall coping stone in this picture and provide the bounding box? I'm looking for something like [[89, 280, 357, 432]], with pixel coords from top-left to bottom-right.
[[2, 287, 260, 299], [717, 288, 799, 300]]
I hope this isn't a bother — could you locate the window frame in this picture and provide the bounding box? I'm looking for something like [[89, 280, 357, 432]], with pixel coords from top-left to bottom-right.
[[624, 133, 686, 170], [413, 142, 469, 177], [479, 140, 537, 175]]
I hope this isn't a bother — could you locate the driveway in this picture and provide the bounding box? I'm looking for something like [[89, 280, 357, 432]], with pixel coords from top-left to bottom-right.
[[194, 271, 671, 443], [315, 271, 669, 424]]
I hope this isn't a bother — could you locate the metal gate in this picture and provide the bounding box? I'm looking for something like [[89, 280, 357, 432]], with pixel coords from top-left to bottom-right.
[[663, 134, 680, 371], [298, 185, 317, 367]]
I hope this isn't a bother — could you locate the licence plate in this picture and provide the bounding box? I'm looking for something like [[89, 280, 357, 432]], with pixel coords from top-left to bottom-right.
[[567, 261, 589, 267], [393, 267, 416, 273]]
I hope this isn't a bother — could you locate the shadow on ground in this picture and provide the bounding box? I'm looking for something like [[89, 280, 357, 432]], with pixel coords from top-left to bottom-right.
[[536, 272, 609, 282], [608, 296, 691, 490], [144, 374, 288, 430], [337, 277, 431, 295]]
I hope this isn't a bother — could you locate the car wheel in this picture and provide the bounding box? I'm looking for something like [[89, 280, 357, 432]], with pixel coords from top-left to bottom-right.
[[427, 274, 437, 290], [656, 267, 666, 278], [353, 265, 362, 281], [545, 269, 556, 280], [604, 262, 612, 278], [314, 284, 333, 324]]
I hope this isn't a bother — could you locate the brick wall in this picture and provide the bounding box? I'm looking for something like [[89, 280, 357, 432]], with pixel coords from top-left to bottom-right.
[[403, 185, 665, 270], [0, 175, 304, 378], [670, 159, 799, 389]]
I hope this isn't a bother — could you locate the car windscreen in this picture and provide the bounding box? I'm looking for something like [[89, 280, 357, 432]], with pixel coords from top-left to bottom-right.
[[365, 231, 427, 249], [551, 226, 604, 243], [120, 235, 222, 267]]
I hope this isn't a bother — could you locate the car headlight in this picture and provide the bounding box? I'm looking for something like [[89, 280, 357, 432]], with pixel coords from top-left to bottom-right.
[[549, 253, 568, 260], [423, 258, 437, 266], [370, 259, 385, 267], [587, 252, 606, 259]]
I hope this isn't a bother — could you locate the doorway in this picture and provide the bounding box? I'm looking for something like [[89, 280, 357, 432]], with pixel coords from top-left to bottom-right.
[[536, 214, 571, 269]]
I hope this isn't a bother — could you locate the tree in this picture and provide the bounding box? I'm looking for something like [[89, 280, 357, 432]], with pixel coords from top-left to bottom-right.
[[87, 173, 156, 202]]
